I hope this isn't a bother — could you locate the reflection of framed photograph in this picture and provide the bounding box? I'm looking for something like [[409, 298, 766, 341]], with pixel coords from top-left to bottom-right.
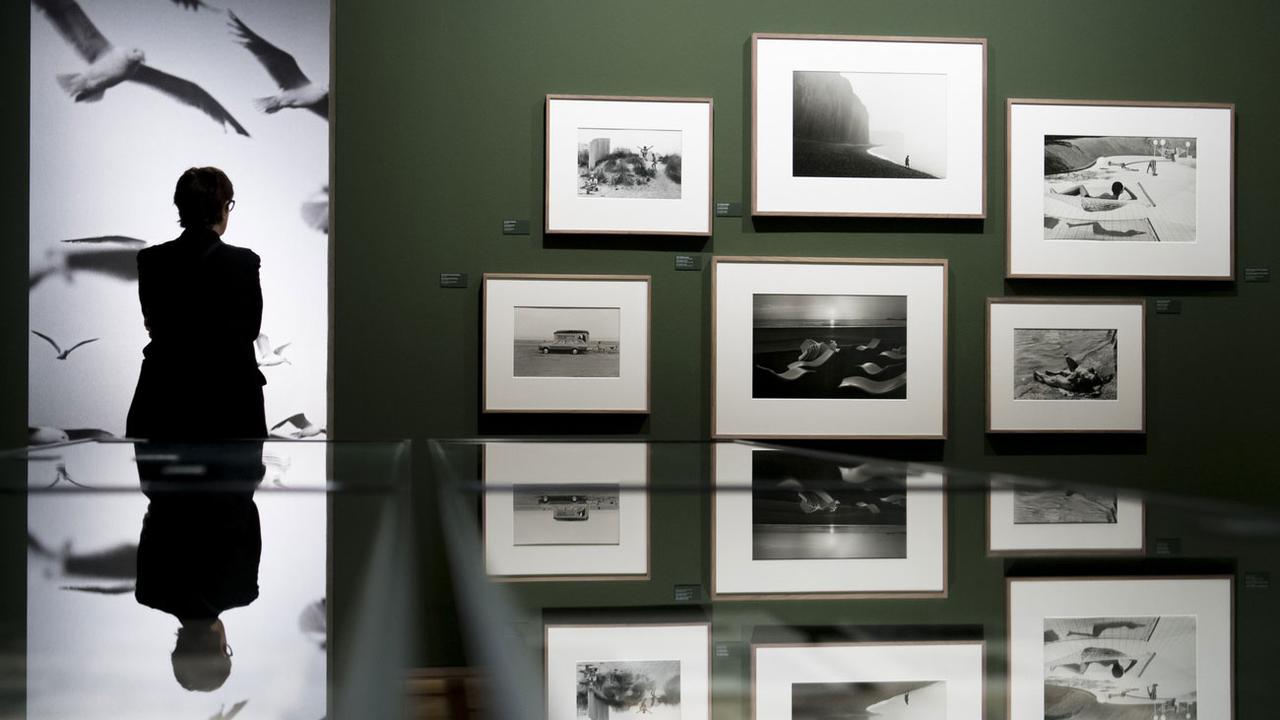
[[712, 257, 947, 439], [754, 642, 984, 719], [483, 274, 650, 413], [752, 33, 986, 217], [1008, 577, 1233, 720], [545, 94, 713, 235], [987, 298, 1145, 433], [483, 442, 648, 581], [1008, 99, 1235, 279], [546, 623, 710, 720], [712, 444, 946, 599], [988, 480, 1144, 555]]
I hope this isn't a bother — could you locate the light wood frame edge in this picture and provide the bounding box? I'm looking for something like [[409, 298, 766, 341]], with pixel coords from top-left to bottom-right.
[[481, 273, 652, 414], [984, 297, 1147, 434], [1004, 98, 1236, 280], [750, 33, 988, 219], [710, 256, 949, 440], [544, 94, 714, 236]]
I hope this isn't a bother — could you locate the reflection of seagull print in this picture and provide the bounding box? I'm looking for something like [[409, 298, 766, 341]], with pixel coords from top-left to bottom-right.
[[229, 11, 329, 119], [32, 330, 99, 360], [1066, 620, 1148, 638], [301, 185, 329, 233], [853, 501, 882, 514], [207, 700, 249, 720], [169, 0, 222, 11], [61, 235, 147, 245], [28, 426, 116, 445], [33, 0, 249, 135], [255, 333, 292, 367], [271, 413, 326, 439]]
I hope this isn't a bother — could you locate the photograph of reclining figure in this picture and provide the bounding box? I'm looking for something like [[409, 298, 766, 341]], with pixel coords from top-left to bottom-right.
[[1043, 135, 1197, 243], [1014, 328, 1117, 400]]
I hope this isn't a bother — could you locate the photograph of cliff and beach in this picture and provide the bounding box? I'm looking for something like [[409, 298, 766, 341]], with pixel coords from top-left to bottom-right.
[[792, 71, 947, 179]]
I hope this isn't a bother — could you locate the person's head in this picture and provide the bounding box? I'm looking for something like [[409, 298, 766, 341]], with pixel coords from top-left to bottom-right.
[[174, 167, 235, 235], [171, 619, 232, 691], [1111, 181, 1125, 197], [1111, 663, 1125, 678]]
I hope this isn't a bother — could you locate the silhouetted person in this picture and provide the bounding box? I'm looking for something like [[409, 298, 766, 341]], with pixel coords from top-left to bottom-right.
[[134, 441, 265, 691], [126, 167, 267, 440]]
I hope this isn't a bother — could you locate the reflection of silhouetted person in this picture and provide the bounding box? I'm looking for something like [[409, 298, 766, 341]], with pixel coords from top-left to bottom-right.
[[126, 167, 267, 440], [134, 442, 265, 691]]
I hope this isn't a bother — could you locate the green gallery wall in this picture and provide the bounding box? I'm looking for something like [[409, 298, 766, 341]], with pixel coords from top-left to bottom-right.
[[4, 0, 1280, 700]]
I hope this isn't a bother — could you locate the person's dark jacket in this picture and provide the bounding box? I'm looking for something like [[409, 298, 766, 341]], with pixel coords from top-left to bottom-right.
[[126, 227, 267, 439]]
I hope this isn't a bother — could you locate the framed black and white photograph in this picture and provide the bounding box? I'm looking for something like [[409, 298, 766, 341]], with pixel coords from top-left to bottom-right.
[[988, 479, 1144, 554], [712, 444, 946, 599], [483, 442, 648, 581], [713, 257, 946, 439], [483, 274, 650, 413], [546, 623, 710, 720], [545, 95, 713, 235], [1008, 99, 1234, 279], [987, 298, 1145, 433], [752, 33, 986, 217], [1008, 577, 1233, 720], [754, 642, 984, 720]]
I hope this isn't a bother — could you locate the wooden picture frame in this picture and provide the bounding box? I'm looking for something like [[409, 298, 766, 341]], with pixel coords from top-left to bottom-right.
[[987, 297, 1145, 433], [545, 623, 711, 720], [712, 256, 947, 439], [482, 442, 650, 581], [545, 94, 713, 235], [753, 641, 985, 720], [482, 273, 651, 413], [712, 443, 947, 600], [1008, 576, 1234, 720], [1007, 98, 1235, 279], [752, 33, 987, 218]]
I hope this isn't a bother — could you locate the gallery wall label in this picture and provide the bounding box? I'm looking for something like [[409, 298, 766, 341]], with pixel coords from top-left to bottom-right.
[[714, 201, 743, 217], [1153, 537, 1182, 555], [502, 219, 531, 235], [673, 584, 704, 602], [1154, 298, 1182, 314], [675, 255, 703, 271], [439, 273, 469, 288], [1243, 571, 1271, 590], [1244, 266, 1270, 282]]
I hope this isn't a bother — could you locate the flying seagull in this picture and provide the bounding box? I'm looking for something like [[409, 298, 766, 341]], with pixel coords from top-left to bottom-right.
[[255, 333, 292, 367], [301, 185, 329, 233], [32, 330, 99, 360], [30, 240, 144, 289], [32, 0, 250, 135], [207, 700, 249, 720], [28, 426, 116, 445], [271, 413, 326, 439], [228, 11, 329, 119]]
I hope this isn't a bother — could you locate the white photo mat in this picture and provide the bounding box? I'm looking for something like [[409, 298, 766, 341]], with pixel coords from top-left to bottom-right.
[[713, 444, 946, 597], [483, 274, 650, 413], [753, 34, 985, 217], [546, 624, 710, 720], [988, 483, 1144, 554], [713, 258, 947, 439], [988, 299, 1144, 433], [1008, 100, 1234, 279], [754, 642, 985, 720], [483, 442, 648, 579], [1008, 577, 1233, 720], [546, 95, 713, 235]]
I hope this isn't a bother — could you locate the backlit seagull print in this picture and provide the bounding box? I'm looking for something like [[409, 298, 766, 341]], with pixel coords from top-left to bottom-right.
[[254, 333, 292, 367], [32, 330, 99, 360], [271, 413, 326, 439], [228, 10, 329, 119], [33, 0, 250, 135]]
